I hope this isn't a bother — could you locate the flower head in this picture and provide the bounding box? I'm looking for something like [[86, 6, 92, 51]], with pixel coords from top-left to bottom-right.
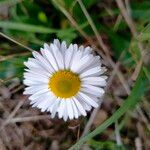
[[23, 39, 107, 121]]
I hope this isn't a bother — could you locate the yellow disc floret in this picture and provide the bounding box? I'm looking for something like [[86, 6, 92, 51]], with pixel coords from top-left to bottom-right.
[[49, 70, 81, 98]]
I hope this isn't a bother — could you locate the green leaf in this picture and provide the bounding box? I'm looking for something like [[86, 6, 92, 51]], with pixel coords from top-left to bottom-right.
[[69, 69, 148, 150]]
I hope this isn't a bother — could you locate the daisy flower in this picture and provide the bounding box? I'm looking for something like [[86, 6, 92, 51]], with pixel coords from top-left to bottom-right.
[[23, 39, 107, 121]]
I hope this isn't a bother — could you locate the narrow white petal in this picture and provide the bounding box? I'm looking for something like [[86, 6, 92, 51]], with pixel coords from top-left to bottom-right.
[[70, 51, 83, 70], [29, 90, 50, 100], [23, 85, 48, 95], [81, 84, 105, 97], [64, 44, 74, 69], [50, 44, 64, 69], [77, 97, 92, 111], [30, 92, 55, 106], [79, 56, 101, 73], [24, 58, 42, 69], [61, 41, 67, 53], [73, 97, 87, 116], [82, 46, 92, 56], [73, 44, 78, 52], [51, 98, 61, 118], [80, 66, 101, 78], [66, 100, 74, 120], [71, 55, 93, 73], [79, 45, 84, 51], [58, 99, 66, 119], [71, 99, 79, 119], [24, 68, 51, 77], [53, 39, 61, 49], [23, 79, 47, 86], [37, 99, 50, 112], [82, 77, 107, 87], [78, 92, 99, 108], [45, 97, 56, 112], [63, 101, 68, 121], [41, 47, 58, 71], [24, 73, 49, 82], [32, 51, 54, 73]]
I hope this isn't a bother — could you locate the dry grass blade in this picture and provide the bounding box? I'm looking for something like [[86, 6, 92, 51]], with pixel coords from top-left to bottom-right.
[[0, 99, 25, 130], [0, 32, 34, 52], [8, 115, 50, 123], [77, 0, 109, 55]]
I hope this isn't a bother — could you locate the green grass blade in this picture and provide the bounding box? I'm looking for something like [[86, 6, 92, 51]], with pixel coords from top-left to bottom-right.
[[69, 69, 148, 150], [138, 23, 150, 41], [0, 21, 88, 35], [0, 21, 58, 33]]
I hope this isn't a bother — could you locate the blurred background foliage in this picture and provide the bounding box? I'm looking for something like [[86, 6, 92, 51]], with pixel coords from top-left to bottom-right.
[[0, 0, 150, 150], [0, 0, 150, 79]]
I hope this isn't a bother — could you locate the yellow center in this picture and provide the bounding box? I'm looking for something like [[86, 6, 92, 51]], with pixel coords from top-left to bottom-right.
[[49, 70, 81, 98]]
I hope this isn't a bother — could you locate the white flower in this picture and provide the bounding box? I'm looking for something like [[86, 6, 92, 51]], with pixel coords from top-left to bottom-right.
[[23, 39, 107, 121]]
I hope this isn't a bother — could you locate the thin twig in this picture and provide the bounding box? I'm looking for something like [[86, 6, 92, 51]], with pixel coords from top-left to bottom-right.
[[81, 106, 100, 137], [0, 32, 34, 52], [0, 52, 30, 62], [7, 115, 50, 123], [116, 0, 144, 80], [77, 0, 109, 55], [116, 0, 137, 37], [0, 99, 26, 130]]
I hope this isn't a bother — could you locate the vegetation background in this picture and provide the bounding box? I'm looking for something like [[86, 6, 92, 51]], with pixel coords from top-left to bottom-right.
[[0, 0, 150, 150]]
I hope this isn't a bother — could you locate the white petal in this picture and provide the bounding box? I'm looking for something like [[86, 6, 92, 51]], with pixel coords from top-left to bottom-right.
[[45, 97, 57, 112], [80, 66, 101, 78], [79, 56, 101, 73], [61, 41, 67, 54], [77, 97, 92, 111], [53, 39, 61, 49], [71, 99, 79, 119], [24, 73, 49, 82], [23, 85, 48, 95], [58, 99, 66, 119], [82, 76, 107, 87], [78, 92, 99, 108], [24, 68, 51, 77], [66, 100, 74, 120], [82, 46, 92, 56], [29, 90, 50, 101], [81, 84, 105, 97], [50, 44, 64, 69], [37, 99, 51, 112], [64, 44, 74, 69], [73, 44, 78, 52], [32, 51, 54, 73], [79, 45, 84, 51], [71, 55, 93, 73], [73, 97, 87, 116], [24, 58, 42, 69], [23, 79, 47, 86], [30, 92, 55, 105], [70, 51, 83, 70], [63, 105, 68, 121], [41, 47, 58, 71], [51, 98, 61, 118]]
